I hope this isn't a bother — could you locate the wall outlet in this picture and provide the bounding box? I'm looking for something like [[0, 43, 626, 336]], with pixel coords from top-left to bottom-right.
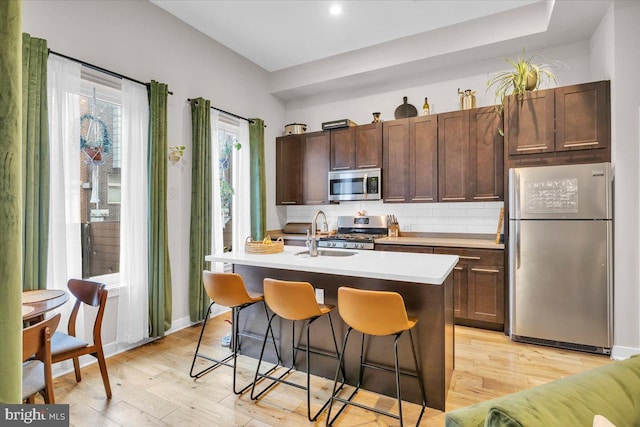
[[315, 288, 324, 305]]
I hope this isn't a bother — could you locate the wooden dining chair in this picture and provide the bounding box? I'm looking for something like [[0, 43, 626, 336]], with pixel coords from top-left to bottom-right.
[[23, 313, 61, 403], [51, 279, 112, 399]]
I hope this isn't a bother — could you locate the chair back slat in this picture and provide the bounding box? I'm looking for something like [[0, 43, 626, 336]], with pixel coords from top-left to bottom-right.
[[23, 314, 61, 362], [68, 279, 105, 307]]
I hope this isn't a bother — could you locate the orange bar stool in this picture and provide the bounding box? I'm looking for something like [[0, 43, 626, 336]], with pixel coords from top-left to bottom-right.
[[326, 286, 427, 427], [190, 271, 281, 394], [251, 278, 345, 422]]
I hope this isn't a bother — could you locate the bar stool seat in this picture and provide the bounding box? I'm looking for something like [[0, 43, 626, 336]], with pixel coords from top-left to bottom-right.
[[251, 278, 345, 422], [190, 271, 280, 395], [326, 286, 427, 427]]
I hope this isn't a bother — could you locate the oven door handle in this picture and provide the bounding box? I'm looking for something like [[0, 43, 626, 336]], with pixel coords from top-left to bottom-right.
[[363, 173, 368, 198]]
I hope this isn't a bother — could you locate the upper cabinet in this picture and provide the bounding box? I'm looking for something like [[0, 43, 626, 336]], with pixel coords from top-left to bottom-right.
[[410, 115, 438, 202], [505, 88, 555, 156], [383, 116, 438, 203], [275, 134, 303, 205], [302, 131, 331, 205], [469, 106, 504, 201], [555, 81, 610, 152], [505, 80, 610, 159], [438, 110, 470, 202], [382, 119, 410, 202], [355, 123, 383, 169], [330, 127, 355, 170], [331, 123, 382, 170]]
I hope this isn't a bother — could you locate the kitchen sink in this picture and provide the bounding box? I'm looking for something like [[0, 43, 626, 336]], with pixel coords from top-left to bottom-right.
[[295, 250, 357, 257]]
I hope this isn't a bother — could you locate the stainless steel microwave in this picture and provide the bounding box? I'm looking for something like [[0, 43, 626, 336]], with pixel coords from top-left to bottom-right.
[[328, 168, 381, 201]]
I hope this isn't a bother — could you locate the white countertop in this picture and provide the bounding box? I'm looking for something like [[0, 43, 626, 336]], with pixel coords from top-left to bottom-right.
[[206, 246, 458, 285]]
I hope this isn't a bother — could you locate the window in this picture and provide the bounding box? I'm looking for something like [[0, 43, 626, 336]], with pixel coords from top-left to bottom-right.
[[217, 117, 240, 252], [107, 173, 121, 204], [79, 74, 122, 278]]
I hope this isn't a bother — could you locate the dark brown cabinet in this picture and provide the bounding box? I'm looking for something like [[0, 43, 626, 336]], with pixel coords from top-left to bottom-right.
[[438, 110, 470, 202], [410, 115, 438, 202], [434, 247, 504, 327], [382, 119, 410, 202], [330, 127, 355, 170], [303, 131, 330, 205], [470, 106, 504, 201], [275, 135, 303, 205], [383, 116, 438, 203], [506, 80, 610, 158], [331, 124, 382, 170], [375, 244, 433, 254], [555, 81, 610, 152], [505, 88, 555, 156], [375, 243, 505, 330], [355, 123, 382, 168]]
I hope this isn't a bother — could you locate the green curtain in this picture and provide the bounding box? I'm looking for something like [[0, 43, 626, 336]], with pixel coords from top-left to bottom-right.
[[249, 118, 266, 240], [0, 0, 23, 404], [21, 33, 49, 291], [148, 80, 172, 338], [188, 98, 212, 322]]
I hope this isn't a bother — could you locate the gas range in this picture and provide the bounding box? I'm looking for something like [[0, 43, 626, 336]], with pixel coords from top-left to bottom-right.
[[318, 215, 387, 250]]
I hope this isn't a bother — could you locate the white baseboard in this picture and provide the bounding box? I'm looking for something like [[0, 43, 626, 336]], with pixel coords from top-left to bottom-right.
[[611, 345, 640, 360], [52, 307, 233, 378]]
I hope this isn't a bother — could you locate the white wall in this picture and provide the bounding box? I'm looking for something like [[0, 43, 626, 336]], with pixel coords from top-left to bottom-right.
[[606, 1, 640, 359], [285, 202, 503, 235], [22, 0, 286, 342]]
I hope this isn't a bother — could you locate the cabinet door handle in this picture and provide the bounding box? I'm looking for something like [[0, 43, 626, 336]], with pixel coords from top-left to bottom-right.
[[473, 196, 500, 200], [412, 197, 434, 201], [516, 145, 547, 151], [471, 268, 499, 273], [454, 266, 464, 271], [442, 197, 466, 201], [459, 256, 481, 260], [385, 198, 406, 202], [280, 201, 297, 205], [563, 141, 599, 148], [359, 164, 377, 168], [332, 166, 351, 170]]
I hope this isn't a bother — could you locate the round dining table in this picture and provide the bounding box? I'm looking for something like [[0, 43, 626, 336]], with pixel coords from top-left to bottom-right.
[[22, 289, 69, 325]]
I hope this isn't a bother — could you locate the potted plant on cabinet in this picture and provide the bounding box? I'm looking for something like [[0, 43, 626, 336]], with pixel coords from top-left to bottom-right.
[[487, 49, 564, 135]]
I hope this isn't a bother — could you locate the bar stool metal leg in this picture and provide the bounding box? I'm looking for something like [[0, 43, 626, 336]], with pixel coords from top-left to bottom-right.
[[251, 313, 346, 422], [190, 300, 280, 395], [326, 328, 427, 427]]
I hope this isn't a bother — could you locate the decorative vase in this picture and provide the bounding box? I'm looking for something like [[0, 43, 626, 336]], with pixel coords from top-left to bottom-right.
[[371, 112, 381, 123], [525, 71, 538, 91]]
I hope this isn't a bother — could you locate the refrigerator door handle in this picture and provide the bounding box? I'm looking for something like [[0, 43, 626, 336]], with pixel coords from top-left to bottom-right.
[[515, 219, 521, 270]]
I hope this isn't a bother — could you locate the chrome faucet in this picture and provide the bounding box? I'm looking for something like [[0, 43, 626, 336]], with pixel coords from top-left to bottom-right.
[[307, 210, 328, 257]]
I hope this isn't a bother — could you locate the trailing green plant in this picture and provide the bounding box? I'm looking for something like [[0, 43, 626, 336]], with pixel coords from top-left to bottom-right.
[[169, 145, 186, 156], [487, 49, 565, 134]]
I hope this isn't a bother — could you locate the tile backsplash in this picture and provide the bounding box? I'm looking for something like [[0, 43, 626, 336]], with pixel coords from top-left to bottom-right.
[[284, 200, 504, 235]]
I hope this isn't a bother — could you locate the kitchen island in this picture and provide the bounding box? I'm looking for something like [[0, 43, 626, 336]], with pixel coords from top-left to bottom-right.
[[206, 246, 458, 411]]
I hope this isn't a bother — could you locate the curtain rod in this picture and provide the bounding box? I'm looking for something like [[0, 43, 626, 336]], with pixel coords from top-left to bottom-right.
[[48, 49, 174, 95], [187, 98, 266, 127]]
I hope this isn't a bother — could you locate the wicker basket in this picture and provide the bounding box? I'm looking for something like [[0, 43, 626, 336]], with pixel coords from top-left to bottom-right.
[[244, 236, 284, 254]]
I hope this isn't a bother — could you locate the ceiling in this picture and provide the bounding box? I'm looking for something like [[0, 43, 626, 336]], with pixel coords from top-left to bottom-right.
[[150, 0, 542, 72], [150, 0, 612, 102]]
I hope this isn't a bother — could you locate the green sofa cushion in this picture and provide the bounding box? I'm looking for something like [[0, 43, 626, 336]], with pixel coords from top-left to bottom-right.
[[445, 355, 640, 427]]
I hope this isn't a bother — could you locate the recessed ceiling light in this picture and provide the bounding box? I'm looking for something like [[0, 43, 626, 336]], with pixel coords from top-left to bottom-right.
[[329, 4, 342, 15]]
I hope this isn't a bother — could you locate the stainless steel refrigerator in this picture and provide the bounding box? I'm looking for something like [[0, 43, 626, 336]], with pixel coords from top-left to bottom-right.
[[509, 162, 613, 354]]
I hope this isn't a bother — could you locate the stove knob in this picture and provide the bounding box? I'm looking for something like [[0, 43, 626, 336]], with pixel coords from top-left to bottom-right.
[[356, 243, 363, 249], [331, 242, 336, 248]]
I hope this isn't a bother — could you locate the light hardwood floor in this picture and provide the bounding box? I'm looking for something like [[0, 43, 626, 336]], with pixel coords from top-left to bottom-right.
[[52, 313, 611, 426]]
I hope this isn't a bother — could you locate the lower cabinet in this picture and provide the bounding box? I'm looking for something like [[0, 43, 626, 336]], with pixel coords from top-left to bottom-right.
[[376, 244, 504, 330], [434, 248, 504, 328]]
